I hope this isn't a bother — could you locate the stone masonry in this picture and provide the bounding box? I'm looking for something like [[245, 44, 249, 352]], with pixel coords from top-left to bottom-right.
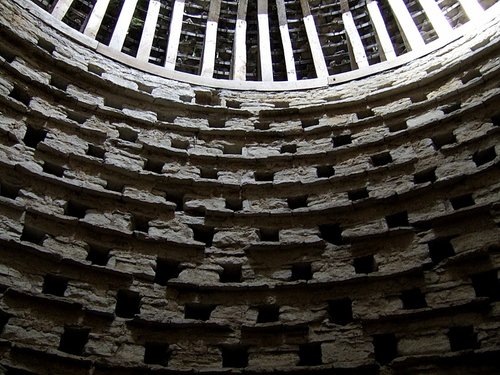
[[0, 0, 499, 374]]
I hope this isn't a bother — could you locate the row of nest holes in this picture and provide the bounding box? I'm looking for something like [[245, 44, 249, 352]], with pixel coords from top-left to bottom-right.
[[59, 193, 478, 224], [21, 105, 499, 158], [104, 147, 498, 178], [20, 126, 348, 159], [42, 205, 419, 241], [18, 70, 378, 126], [38, 270, 499, 323], [20, 192, 478, 250], [21, 118, 498, 171], [59, 203, 438, 232], [36, 142, 497, 186], [20, 128, 492, 195], [9, 249, 500, 313], [12, 72, 373, 128], [34, 236, 493, 286], [7, 319, 481, 367], [113, 133, 352, 151], [22, 217, 500, 283], [54, 330, 323, 367], [146, 148, 494, 180], [112, 132, 354, 153], [6, 63, 494, 136], [8, 93, 462, 140], [162, 107, 464, 132]]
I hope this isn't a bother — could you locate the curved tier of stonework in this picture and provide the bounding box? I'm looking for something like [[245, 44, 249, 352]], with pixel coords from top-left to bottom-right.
[[1, 0, 500, 373], [23, 0, 499, 90]]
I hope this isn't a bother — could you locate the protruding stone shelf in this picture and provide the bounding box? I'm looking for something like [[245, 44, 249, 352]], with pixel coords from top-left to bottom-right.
[[0, 0, 499, 373]]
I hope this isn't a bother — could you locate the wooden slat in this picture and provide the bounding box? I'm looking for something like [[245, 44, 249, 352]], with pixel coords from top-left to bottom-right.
[[276, 0, 297, 81], [51, 0, 75, 20], [231, 0, 248, 80], [418, 0, 452, 39], [299, 0, 328, 78], [367, 0, 396, 61], [201, 0, 222, 77], [458, 0, 484, 20], [386, 0, 425, 51], [164, 0, 186, 70], [109, 0, 139, 51], [257, 0, 273, 81], [136, 0, 162, 62], [341, 0, 369, 69], [83, 0, 111, 39]]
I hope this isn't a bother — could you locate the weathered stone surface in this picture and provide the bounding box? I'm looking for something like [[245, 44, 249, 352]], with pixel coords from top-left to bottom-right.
[[212, 228, 259, 248], [66, 84, 104, 108], [249, 351, 299, 367], [149, 218, 193, 242], [322, 338, 372, 365], [398, 334, 450, 356], [177, 268, 219, 283], [0, 0, 499, 373], [83, 210, 133, 231]]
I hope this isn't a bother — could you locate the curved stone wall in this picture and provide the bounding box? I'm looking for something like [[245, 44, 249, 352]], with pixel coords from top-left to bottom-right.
[[0, 0, 499, 374]]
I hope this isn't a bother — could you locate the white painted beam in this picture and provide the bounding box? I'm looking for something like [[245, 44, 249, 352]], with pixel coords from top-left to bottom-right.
[[232, 0, 248, 80], [201, 0, 222, 77], [458, 0, 484, 20], [341, 0, 369, 69], [164, 0, 186, 70], [299, 0, 328, 78], [367, 0, 396, 61], [418, 0, 452, 38], [275, 0, 297, 81], [257, 0, 273, 81], [51, 0, 75, 20], [109, 0, 139, 51], [136, 0, 161, 62], [387, 0, 425, 51], [83, 0, 111, 39]]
